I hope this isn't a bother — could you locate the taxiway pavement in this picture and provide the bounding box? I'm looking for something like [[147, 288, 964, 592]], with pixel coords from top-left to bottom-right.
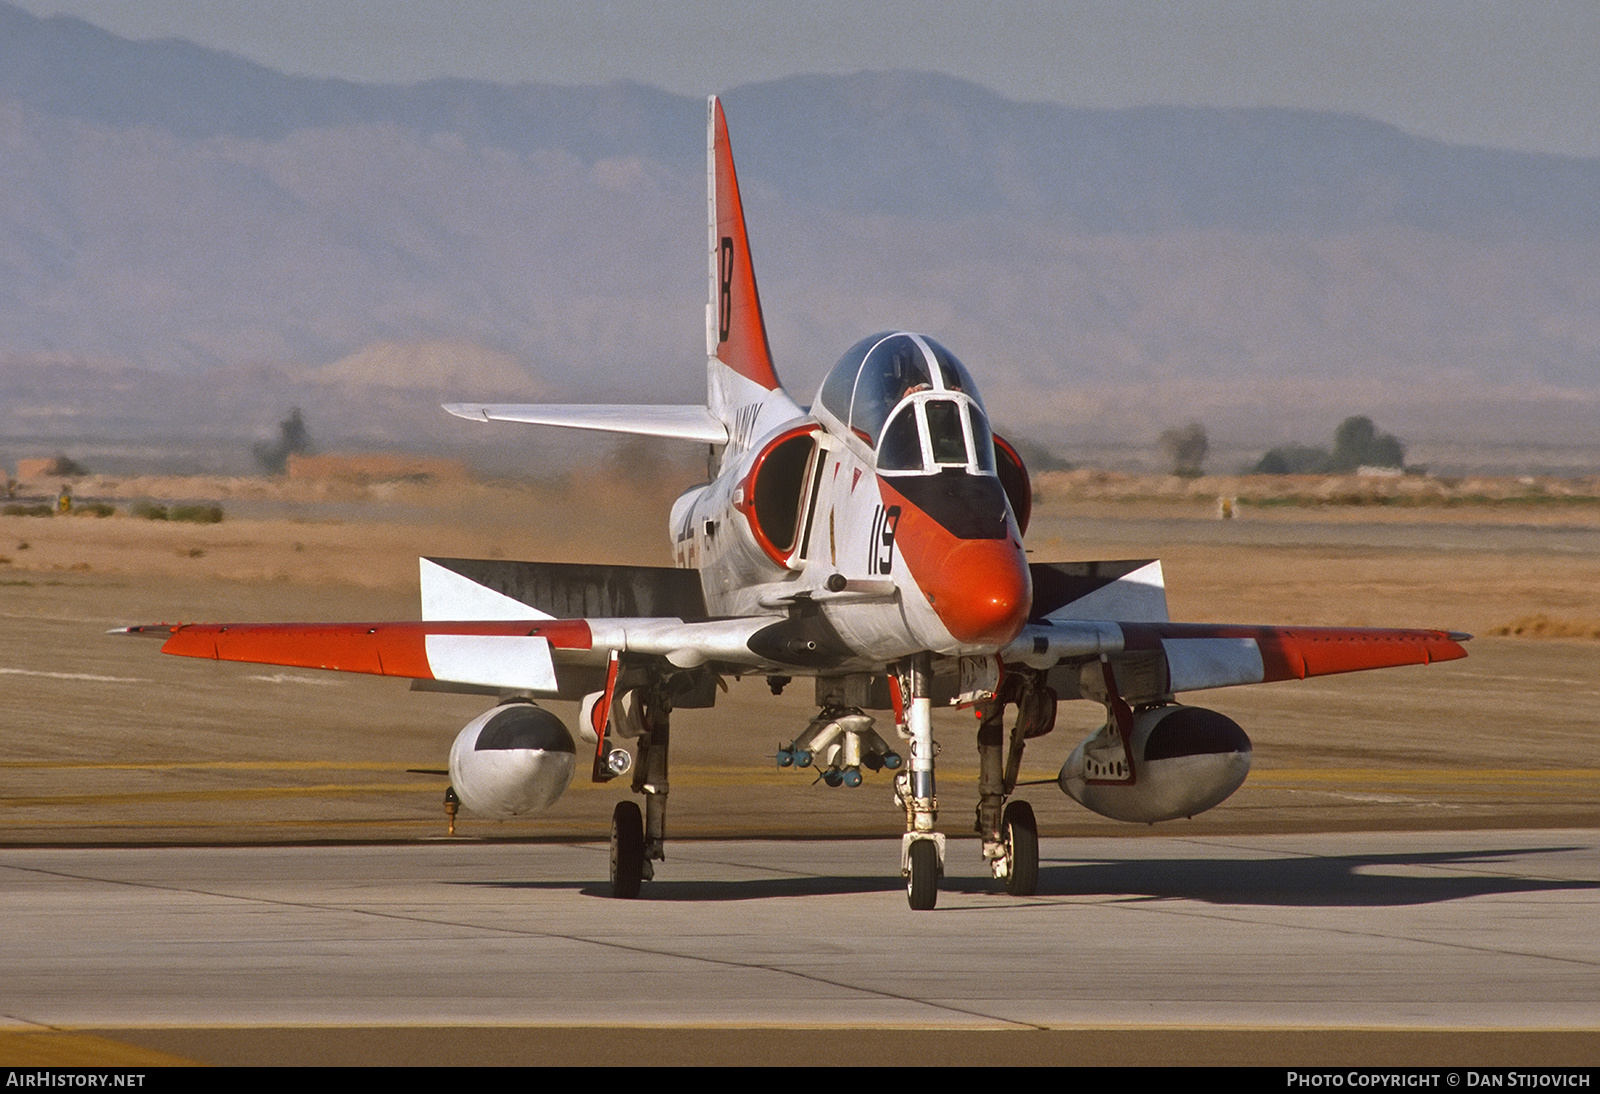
[[1, 832, 1595, 1065]]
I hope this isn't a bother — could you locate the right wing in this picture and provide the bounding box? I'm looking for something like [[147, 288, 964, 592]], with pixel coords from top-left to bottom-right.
[[119, 555, 885, 696], [119, 615, 784, 696]]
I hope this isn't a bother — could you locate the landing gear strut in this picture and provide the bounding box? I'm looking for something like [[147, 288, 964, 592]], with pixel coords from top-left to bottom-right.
[[895, 654, 943, 910], [976, 674, 1054, 896]]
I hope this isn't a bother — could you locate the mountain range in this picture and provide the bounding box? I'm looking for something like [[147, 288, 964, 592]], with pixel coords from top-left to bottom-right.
[[1, 2, 1596, 471]]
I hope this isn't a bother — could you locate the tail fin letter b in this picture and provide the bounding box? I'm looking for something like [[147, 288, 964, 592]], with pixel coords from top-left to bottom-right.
[[707, 96, 780, 392]]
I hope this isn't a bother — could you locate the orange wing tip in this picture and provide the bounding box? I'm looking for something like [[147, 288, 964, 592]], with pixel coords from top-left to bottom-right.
[[1429, 633, 1471, 664], [1261, 628, 1469, 680]]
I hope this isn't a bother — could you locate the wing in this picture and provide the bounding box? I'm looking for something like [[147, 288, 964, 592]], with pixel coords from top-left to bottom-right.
[[1008, 558, 1467, 695], [119, 557, 724, 694], [117, 556, 888, 697], [118, 615, 785, 697], [1003, 618, 1468, 694]]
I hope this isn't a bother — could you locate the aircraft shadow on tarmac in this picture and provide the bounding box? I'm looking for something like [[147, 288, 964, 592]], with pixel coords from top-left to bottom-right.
[[1031, 846, 1598, 907], [466, 876, 900, 901], [457, 845, 1597, 905]]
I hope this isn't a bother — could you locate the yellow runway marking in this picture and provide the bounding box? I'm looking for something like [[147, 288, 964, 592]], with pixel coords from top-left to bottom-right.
[[0, 760, 422, 771], [1255, 768, 1599, 786], [0, 1029, 200, 1067], [3, 784, 448, 807]]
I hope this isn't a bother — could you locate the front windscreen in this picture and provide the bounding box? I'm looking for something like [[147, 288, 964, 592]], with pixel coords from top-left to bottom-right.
[[923, 399, 970, 465], [877, 406, 923, 471]]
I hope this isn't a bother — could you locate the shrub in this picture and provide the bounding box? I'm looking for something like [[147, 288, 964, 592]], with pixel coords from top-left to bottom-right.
[[171, 504, 224, 524], [132, 502, 224, 523]]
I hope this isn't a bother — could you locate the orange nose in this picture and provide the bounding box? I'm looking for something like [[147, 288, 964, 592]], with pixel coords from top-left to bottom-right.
[[923, 537, 1031, 647]]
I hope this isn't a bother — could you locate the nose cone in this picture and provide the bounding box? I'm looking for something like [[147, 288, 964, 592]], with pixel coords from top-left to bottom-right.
[[923, 537, 1031, 647]]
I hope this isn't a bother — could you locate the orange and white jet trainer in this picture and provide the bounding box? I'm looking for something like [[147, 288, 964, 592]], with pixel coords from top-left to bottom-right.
[[123, 98, 1468, 909]]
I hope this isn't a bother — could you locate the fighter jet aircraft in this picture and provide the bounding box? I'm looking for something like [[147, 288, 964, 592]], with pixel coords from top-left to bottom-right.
[[124, 97, 1468, 909]]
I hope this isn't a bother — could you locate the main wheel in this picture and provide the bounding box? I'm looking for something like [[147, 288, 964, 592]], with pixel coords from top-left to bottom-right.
[[906, 838, 939, 910], [610, 800, 644, 899], [1002, 799, 1039, 896]]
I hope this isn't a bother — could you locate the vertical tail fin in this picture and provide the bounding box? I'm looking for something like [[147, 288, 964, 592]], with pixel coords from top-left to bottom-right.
[[707, 97, 786, 424]]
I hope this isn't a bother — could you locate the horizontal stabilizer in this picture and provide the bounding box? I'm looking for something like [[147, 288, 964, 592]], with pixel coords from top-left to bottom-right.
[[443, 403, 729, 443]]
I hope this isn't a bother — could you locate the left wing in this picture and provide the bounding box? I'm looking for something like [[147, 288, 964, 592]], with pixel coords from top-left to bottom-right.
[[1009, 558, 1467, 693], [1003, 618, 1468, 693]]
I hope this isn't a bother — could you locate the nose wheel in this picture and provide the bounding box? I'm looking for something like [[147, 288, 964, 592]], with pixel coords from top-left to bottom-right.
[[906, 836, 941, 911]]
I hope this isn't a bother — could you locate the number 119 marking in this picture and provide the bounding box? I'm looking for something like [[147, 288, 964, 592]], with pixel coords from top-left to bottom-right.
[[869, 504, 900, 574]]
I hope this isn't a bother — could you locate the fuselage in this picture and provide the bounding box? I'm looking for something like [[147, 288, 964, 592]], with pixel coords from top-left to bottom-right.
[[672, 332, 1031, 668]]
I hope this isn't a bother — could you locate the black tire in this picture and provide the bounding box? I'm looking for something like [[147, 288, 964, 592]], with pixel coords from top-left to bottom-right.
[[906, 838, 939, 910], [610, 800, 644, 899], [1002, 799, 1039, 896]]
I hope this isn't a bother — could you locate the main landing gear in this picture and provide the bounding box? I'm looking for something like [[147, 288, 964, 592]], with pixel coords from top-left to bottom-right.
[[608, 685, 672, 899], [975, 674, 1055, 898]]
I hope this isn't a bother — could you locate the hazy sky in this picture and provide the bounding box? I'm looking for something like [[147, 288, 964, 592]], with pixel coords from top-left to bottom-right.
[[10, 0, 1600, 160]]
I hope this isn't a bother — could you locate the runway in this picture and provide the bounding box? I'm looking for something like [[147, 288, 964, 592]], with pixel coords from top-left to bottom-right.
[[2, 831, 1595, 1065]]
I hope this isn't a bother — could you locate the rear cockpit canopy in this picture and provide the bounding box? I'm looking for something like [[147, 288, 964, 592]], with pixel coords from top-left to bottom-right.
[[815, 333, 994, 476]]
